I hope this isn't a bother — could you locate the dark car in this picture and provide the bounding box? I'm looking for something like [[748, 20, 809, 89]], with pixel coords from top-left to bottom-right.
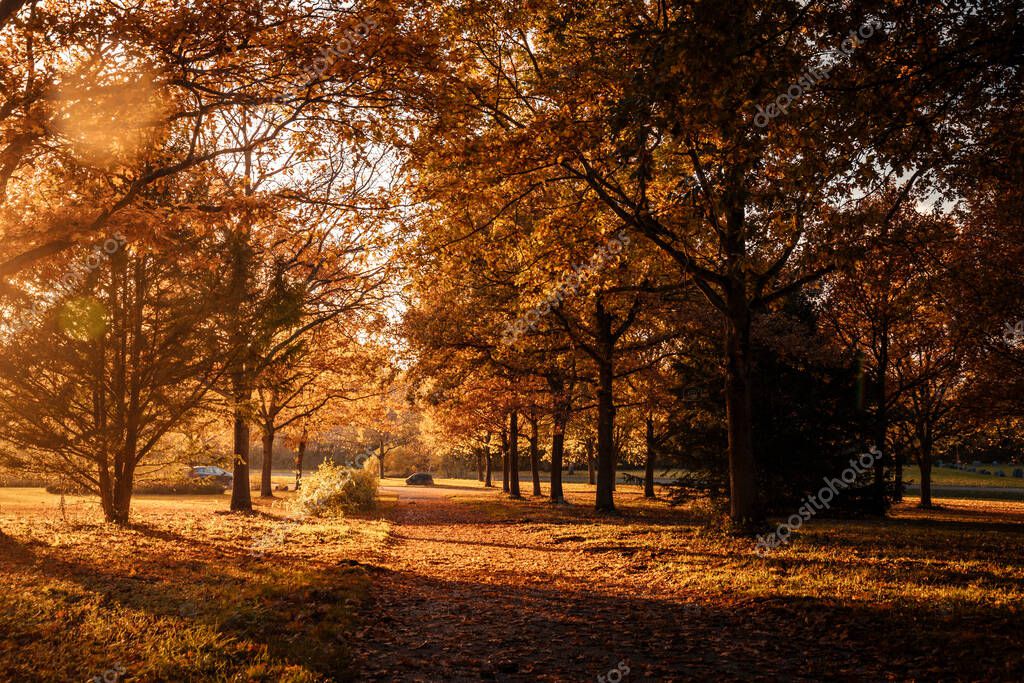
[[405, 472, 435, 486], [189, 466, 233, 485]]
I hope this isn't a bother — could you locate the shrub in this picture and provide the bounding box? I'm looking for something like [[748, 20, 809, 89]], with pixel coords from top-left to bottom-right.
[[44, 480, 90, 495], [45, 477, 227, 496], [133, 478, 227, 495], [0, 469, 54, 488], [297, 457, 379, 517]]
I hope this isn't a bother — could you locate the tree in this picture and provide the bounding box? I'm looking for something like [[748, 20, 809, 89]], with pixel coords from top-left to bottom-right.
[[389, 0, 1021, 525], [254, 328, 353, 497], [0, 229, 219, 523], [0, 0, 376, 280]]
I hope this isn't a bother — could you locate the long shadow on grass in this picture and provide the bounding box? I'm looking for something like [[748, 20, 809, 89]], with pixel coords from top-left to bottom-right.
[[386, 498, 707, 530], [884, 514, 1024, 536], [353, 564, 1023, 682], [0, 529, 371, 681]]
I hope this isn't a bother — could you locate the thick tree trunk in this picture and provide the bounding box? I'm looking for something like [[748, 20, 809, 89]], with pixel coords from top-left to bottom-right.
[[874, 324, 890, 512], [586, 438, 596, 485], [724, 287, 759, 524], [894, 442, 904, 503], [484, 432, 493, 487], [595, 302, 617, 512], [644, 416, 656, 499], [918, 437, 934, 508], [378, 438, 386, 479], [529, 412, 541, 496], [230, 402, 253, 512], [110, 472, 133, 525], [260, 427, 275, 497], [501, 427, 509, 493], [295, 433, 306, 490], [508, 410, 521, 498], [98, 466, 131, 525], [546, 374, 570, 504], [595, 362, 616, 511], [550, 413, 568, 504], [98, 464, 114, 522]]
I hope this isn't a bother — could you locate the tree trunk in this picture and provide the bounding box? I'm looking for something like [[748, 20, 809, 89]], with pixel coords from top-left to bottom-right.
[[529, 411, 541, 496], [724, 285, 759, 524], [893, 442, 904, 503], [98, 465, 116, 523], [918, 437, 934, 508], [874, 322, 890, 513], [546, 373, 571, 504], [501, 426, 509, 493], [260, 427, 275, 497], [644, 415, 656, 499], [476, 446, 484, 482], [509, 410, 521, 498], [595, 302, 616, 512], [110, 471, 133, 525], [484, 431, 493, 487], [230, 400, 253, 512], [295, 432, 306, 491], [550, 410, 568, 505], [586, 438, 595, 485], [378, 437, 386, 479]]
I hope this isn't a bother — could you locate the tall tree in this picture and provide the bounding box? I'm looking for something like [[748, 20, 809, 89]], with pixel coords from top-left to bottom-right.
[[0, 227, 219, 523], [389, 0, 1021, 525]]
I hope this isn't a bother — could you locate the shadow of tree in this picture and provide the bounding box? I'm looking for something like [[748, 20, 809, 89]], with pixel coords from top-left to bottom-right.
[[0, 521, 373, 681]]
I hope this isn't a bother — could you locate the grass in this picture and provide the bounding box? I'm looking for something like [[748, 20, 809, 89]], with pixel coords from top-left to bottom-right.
[[4, 478, 1024, 679], [904, 464, 1024, 489], [363, 479, 1024, 679], [0, 488, 390, 682]]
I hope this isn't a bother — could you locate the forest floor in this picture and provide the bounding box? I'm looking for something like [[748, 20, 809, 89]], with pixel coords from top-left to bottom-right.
[[356, 483, 1024, 682], [1, 485, 1023, 681]]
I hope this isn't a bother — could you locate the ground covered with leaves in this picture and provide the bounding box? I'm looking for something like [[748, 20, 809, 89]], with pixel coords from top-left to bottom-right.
[[2, 485, 1023, 681], [357, 484, 1024, 681], [0, 489, 389, 682]]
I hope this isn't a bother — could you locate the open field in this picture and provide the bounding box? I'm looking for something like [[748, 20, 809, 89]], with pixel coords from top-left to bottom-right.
[[903, 464, 1024, 488], [3, 484, 1024, 680], [0, 489, 390, 682]]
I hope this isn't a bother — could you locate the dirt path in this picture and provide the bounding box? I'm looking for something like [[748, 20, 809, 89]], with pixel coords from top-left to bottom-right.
[[353, 494, 684, 682], [351, 492, 816, 683]]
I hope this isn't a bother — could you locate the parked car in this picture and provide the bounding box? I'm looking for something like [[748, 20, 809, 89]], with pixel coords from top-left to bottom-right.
[[405, 472, 435, 486], [189, 466, 233, 484]]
